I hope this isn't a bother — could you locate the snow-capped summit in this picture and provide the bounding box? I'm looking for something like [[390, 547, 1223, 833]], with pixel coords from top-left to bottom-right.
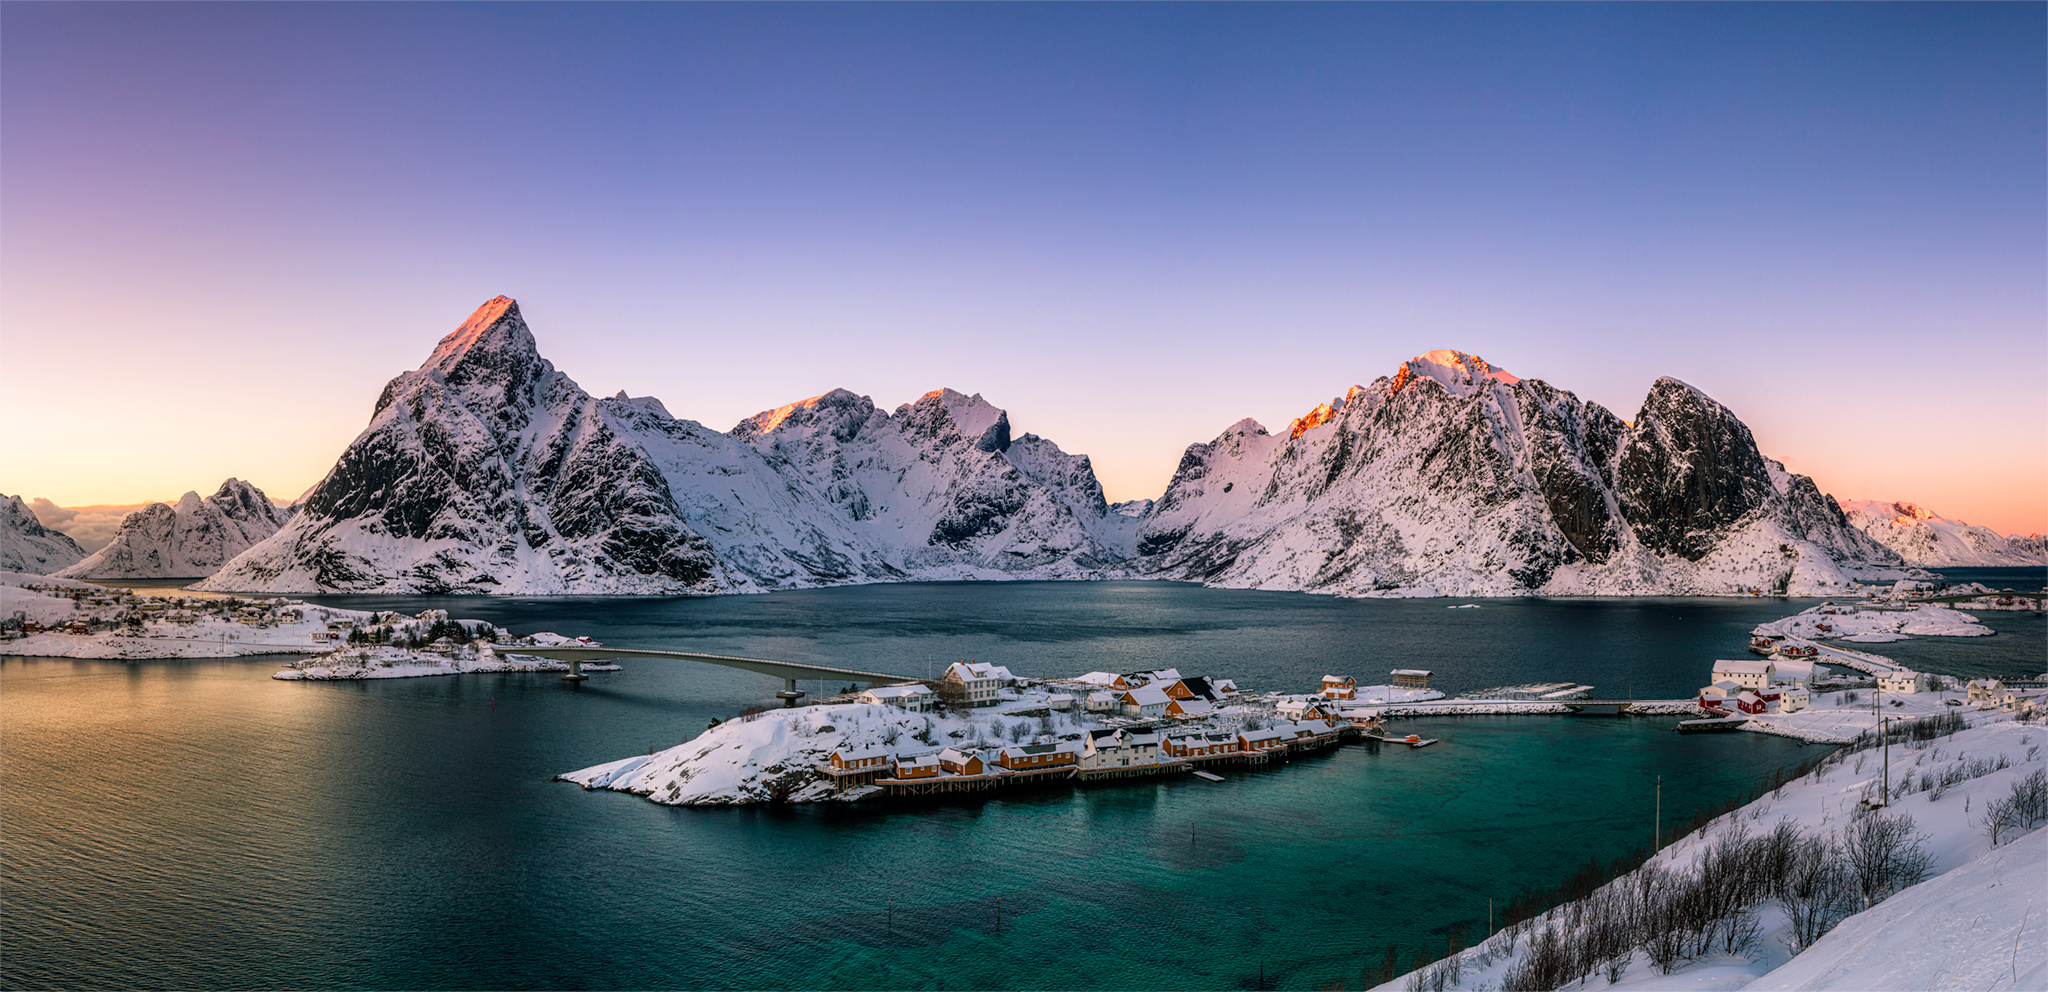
[[0, 494, 86, 574], [58, 479, 286, 579], [1839, 499, 2047, 566], [202, 299, 1134, 594], [1134, 362, 1897, 597], [1391, 349, 1522, 396]]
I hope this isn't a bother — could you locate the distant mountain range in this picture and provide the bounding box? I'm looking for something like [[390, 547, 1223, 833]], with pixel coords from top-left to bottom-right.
[[1838, 500, 2046, 568], [55, 479, 289, 579], [10, 296, 2033, 594], [1, 495, 87, 574]]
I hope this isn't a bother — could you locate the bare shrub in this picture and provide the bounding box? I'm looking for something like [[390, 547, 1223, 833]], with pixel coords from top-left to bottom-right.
[[1779, 835, 1853, 951], [1987, 769, 2048, 845], [1840, 809, 1933, 909]]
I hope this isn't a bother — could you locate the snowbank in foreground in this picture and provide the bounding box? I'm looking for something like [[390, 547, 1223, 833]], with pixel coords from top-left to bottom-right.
[[1373, 713, 2048, 991], [1744, 826, 2044, 991]]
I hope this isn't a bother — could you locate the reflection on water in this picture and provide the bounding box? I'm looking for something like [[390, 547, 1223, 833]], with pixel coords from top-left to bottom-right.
[[6, 583, 2040, 990]]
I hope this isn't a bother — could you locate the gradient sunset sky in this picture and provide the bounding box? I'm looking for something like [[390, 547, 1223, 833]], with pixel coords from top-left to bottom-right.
[[4, 4, 2043, 534]]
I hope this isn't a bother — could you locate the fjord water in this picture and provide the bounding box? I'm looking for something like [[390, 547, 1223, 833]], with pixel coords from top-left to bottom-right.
[[7, 583, 2042, 990]]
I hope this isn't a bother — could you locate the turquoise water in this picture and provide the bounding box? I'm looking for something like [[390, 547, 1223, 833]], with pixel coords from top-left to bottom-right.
[[6, 583, 2041, 990]]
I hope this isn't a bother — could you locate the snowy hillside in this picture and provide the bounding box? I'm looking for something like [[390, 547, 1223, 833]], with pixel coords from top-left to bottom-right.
[[56, 479, 286, 579], [1376, 712, 2048, 992], [1840, 499, 2047, 567], [1132, 351, 1902, 597], [0, 495, 86, 574]]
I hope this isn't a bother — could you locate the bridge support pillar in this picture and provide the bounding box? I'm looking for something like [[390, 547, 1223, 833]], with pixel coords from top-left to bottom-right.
[[776, 677, 805, 707], [562, 657, 588, 682]]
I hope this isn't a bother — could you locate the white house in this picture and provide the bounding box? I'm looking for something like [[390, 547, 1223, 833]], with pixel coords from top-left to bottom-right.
[[1711, 659, 1774, 690], [1778, 686, 1810, 713], [1698, 680, 1742, 710], [1878, 671, 1927, 695], [1081, 729, 1162, 770], [1118, 685, 1172, 719], [1085, 691, 1118, 713], [1769, 658, 1816, 685], [1967, 679, 2006, 703], [1047, 693, 1076, 711], [1211, 678, 1242, 699], [943, 662, 1005, 707], [859, 683, 935, 712], [1277, 697, 1337, 722]]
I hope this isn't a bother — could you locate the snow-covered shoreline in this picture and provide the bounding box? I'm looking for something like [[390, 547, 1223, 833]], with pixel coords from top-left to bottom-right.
[[1374, 711, 2048, 991]]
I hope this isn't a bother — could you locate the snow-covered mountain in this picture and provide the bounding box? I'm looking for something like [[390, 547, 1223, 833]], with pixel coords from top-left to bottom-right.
[[56, 479, 288, 579], [1839, 499, 2047, 567], [201, 298, 1131, 594], [0, 494, 87, 574], [1131, 350, 1899, 597], [199, 302, 1898, 598]]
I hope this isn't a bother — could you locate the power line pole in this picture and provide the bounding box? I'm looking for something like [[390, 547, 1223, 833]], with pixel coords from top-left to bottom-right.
[[1654, 775, 1662, 850]]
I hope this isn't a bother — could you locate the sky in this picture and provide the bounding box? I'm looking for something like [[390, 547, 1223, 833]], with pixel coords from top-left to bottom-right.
[[3, 3, 2043, 535]]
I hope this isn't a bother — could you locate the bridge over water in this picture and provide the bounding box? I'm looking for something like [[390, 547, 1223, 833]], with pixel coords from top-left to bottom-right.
[[491, 644, 920, 703]]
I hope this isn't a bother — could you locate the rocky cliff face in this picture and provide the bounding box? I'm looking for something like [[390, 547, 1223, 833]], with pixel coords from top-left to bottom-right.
[[0, 495, 87, 574], [202, 298, 1130, 594], [1839, 500, 2047, 567], [1132, 351, 1899, 597], [57, 479, 286, 579]]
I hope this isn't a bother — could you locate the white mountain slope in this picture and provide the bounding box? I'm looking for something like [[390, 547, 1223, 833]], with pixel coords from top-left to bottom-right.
[[0, 495, 87, 574], [1839, 499, 2047, 567], [56, 479, 287, 579], [202, 298, 1132, 594], [1132, 350, 1900, 597]]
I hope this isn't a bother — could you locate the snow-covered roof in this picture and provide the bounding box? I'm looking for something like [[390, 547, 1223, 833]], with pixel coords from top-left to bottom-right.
[[1171, 699, 1215, 717], [947, 661, 1010, 682], [1322, 674, 1355, 683], [896, 754, 941, 768], [862, 684, 933, 699], [1770, 659, 1816, 682], [832, 746, 892, 762], [937, 747, 981, 764], [1144, 668, 1182, 682], [1390, 669, 1433, 677], [1087, 691, 1116, 702], [1712, 659, 1773, 675], [1074, 671, 1121, 687], [1121, 686, 1172, 706], [1240, 728, 1286, 742]]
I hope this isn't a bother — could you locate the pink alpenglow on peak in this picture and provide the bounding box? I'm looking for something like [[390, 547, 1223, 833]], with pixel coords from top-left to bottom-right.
[[1388, 350, 1521, 397], [423, 295, 531, 373]]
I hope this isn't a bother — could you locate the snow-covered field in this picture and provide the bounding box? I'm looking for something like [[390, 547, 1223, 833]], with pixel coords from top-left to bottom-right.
[[272, 645, 587, 680], [1374, 712, 2048, 991], [1753, 602, 1992, 646], [0, 571, 583, 676]]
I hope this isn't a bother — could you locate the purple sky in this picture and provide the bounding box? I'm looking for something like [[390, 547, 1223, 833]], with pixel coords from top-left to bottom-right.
[[4, 3, 2043, 534]]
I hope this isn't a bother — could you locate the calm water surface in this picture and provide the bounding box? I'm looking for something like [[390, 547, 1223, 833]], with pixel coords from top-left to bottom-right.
[[7, 583, 2041, 990]]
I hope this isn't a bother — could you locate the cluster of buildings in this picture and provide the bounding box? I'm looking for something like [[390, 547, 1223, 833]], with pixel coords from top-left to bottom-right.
[[1698, 657, 1818, 715], [822, 712, 1356, 793]]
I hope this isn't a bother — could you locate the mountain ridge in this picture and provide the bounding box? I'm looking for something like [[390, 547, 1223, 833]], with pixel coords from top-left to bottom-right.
[[199, 301, 1907, 597]]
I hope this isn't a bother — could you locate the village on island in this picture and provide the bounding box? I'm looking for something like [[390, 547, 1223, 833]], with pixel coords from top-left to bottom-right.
[[4, 568, 2043, 808]]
